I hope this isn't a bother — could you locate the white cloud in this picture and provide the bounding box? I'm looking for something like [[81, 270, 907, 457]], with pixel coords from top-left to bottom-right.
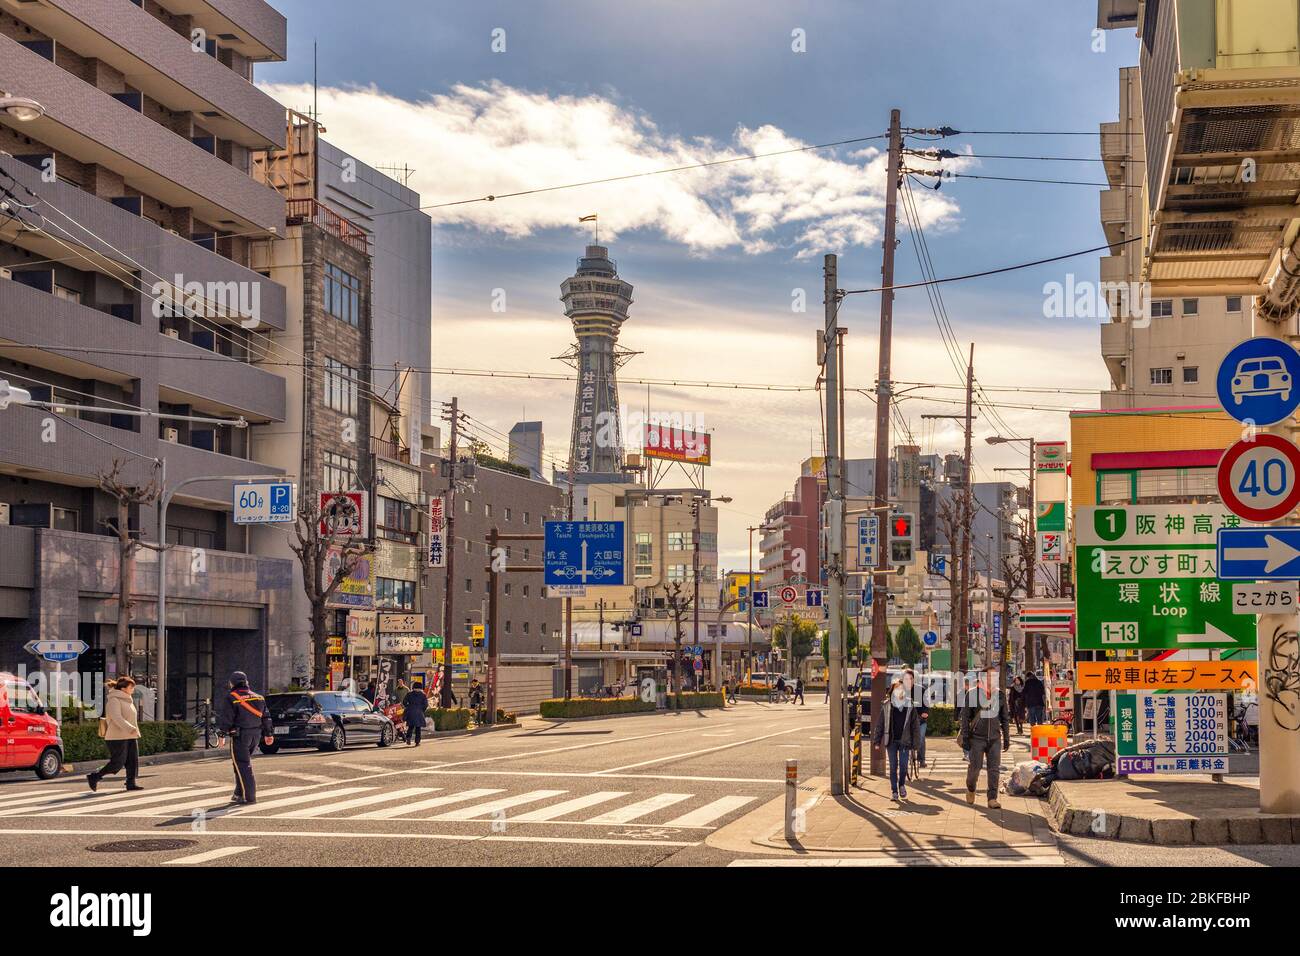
[[258, 81, 966, 258]]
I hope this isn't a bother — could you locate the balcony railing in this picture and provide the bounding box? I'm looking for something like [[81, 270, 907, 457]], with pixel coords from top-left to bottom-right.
[[286, 198, 370, 255]]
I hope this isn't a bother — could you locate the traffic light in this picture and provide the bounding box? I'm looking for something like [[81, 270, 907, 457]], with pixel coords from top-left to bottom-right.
[[888, 513, 916, 565]]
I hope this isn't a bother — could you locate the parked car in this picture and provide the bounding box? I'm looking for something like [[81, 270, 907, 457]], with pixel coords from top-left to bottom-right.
[[0, 672, 63, 779], [261, 691, 395, 753]]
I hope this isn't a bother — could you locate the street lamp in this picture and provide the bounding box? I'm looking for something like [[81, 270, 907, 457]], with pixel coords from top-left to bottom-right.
[[0, 379, 33, 409], [0, 93, 45, 122]]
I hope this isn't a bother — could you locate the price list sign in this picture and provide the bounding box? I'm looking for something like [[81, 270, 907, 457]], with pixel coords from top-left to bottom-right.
[[1115, 692, 1229, 775]]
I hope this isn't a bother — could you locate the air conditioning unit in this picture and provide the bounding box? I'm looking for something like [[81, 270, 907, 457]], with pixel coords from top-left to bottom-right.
[[0, 267, 11, 281], [163, 328, 180, 339], [162, 427, 179, 443]]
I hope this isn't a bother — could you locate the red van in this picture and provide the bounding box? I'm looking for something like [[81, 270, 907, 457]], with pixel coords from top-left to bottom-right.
[[0, 672, 63, 779]]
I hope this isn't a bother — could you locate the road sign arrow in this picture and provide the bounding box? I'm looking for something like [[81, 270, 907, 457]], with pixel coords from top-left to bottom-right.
[[1177, 623, 1238, 645], [1224, 534, 1300, 573]]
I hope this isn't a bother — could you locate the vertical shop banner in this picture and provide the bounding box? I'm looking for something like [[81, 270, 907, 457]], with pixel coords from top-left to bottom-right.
[[429, 497, 446, 568]]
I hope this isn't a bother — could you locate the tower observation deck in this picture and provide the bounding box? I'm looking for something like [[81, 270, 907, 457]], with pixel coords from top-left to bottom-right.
[[558, 244, 636, 482]]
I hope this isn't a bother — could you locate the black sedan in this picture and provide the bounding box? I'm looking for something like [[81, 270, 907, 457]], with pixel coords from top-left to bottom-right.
[[261, 691, 395, 753]]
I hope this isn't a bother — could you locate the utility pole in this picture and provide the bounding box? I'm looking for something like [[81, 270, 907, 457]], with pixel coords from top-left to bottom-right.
[[868, 108, 903, 777], [957, 344, 975, 677], [824, 251, 846, 795], [598, 597, 605, 651], [564, 457, 574, 700], [439, 396, 460, 709], [692, 497, 702, 677]]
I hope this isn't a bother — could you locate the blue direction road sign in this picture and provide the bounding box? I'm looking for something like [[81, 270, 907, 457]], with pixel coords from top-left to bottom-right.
[[543, 521, 625, 586], [752, 590, 769, 609], [24, 639, 88, 663], [922, 630, 939, 647], [1217, 527, 1300, 580], [862, 581, 873, 606], [1217, 337, 1300, 426], [993, 612, 1003, 652], [930, 553, 947, 575], [806, 588, 823, 607], [234, 481, 295, 524]]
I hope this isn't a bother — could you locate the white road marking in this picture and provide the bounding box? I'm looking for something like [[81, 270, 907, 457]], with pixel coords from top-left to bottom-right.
[[44, 785, 237, 816], [430, 789, 568, 821], [223, 787, 375, 816], [0, 826, 700, 848], [349, 788, 501, 820], [508, 791, 630, 822], [265, 771, 339, 783], [265, 787, 440, 819], [662, 796, 757, 828], [131, 786, 311, 818], [164, 846, 258, 865], [326, 762, 390, 773], [728, 848, 1066, 867], [596, 724, 821, 774], [585, 792, 692, 824], [0, 786, 193, 817], [699, 732, 736, 738]]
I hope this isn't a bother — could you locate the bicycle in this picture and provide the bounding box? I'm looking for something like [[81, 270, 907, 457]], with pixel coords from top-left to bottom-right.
[[192, 699, 223, 749]]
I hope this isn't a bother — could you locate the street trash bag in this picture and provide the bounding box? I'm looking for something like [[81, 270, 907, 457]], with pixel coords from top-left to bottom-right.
[[1052, 738, 1116, 780], [1007, 760, 1047, 794]]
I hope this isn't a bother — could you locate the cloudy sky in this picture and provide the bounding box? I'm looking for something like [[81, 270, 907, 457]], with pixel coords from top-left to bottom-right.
[[259, 0, 1140, 567]]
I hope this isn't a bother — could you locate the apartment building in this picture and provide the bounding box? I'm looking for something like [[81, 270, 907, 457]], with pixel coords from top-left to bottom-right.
[[1095, 60, 1252, 407], [0, 0, 294, 714]]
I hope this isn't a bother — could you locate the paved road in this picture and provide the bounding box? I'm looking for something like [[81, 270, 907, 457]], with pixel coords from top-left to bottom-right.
[[0, 699, 828, 867]]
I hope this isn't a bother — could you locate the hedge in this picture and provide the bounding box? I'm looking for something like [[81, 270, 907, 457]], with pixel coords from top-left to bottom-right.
[[669, 691, 725, 710], [61, 721, 198, 763], [539, 697, 655, 719], [430, 708, 471, 731], [925, 705, 957, 737]]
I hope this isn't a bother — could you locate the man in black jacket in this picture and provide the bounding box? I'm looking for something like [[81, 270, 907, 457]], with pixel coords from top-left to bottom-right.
[[215, 671, 275, 805], [1022, 670, 1047, 725], [959, 667, 1010, 809]]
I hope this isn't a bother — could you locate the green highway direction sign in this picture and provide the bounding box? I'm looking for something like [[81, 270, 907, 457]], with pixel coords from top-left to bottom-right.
[[1076, 505, 1256, 651]]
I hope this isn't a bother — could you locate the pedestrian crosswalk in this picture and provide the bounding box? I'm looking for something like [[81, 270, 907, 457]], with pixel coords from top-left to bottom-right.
[[0, 778, 765, 830]]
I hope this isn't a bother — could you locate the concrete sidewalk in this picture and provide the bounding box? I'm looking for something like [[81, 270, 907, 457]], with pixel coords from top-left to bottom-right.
[[1049, 775, 1300, 845]]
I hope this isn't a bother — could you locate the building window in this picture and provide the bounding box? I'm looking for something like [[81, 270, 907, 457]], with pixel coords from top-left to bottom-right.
[[523, 511, 530, 524], [1183, 366, 1199, 384], [504, 583, 512, 596], [465, 578, 472, 592], [378, 495, 417, 544], [1150, 299, 1173, 318], [701, 565, 716, 582], [667, 564, 689, 582], [1227, 296, 1242, 313], [541, 623, 549, 638], [54, 284, 81, 304], [465, 539, 471, 553], [375, 578, 415, 610], [523, 622, 530, 634], [485, 503, 492, 518], [505, 620, 512, 634], [324, 358, 359, 415], [699, 531, 717, 551], [1150, 367, 1173, 385], [324, 262, 361, 327], [167, 526, 215, 549], [667, 531, 688, 550], [323, 451, 358, 491], [463, 498, 471, 515], [1181, 298, 1198, 316], [524, 548, 530, 561], [523, 585, 530, 597], [1135, 467, 1216, 504], [635, 532, 652, 577], [504, 507, 512, 521]]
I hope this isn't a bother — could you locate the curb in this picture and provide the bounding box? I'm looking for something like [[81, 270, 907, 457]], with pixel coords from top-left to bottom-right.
[[1047, 781, 1300, 845], [535, 704, 732, 722]]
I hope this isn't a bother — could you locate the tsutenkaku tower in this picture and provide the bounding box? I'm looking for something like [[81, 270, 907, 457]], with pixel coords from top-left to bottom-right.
[[558, 244, 635, 482]]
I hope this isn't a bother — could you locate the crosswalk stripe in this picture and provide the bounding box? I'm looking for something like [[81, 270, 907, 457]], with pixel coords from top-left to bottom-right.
[[349, 788, 501, 820], [0, 786, 192, 817], [508, 791, 630, 822], [222, 787, 375, 816], [585, 792, 693, 824], [132, 786, 310, 818], [265, 771, 339, 783], [662, 795, 757, 828], [429, 789, 568, 821], [266, 787, 440, 819], [164, 846, 258, 865], [44, 785, 236, 816]]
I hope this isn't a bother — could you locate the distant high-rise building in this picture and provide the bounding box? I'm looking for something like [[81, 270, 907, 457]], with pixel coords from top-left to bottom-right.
[[558, 244, 634, 483], [509, 421, 545, 480]]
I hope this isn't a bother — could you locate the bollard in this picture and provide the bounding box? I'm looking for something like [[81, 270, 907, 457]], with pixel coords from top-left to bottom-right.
[[785, 759, 798, 841]]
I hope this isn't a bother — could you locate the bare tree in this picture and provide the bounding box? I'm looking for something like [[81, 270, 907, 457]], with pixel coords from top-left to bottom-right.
[[290, 498, 367, 687], [937, 497, 964, 667], [663, 581, 694, 707], [995, 512, 1033, 676], [97, 459, 162, 677]]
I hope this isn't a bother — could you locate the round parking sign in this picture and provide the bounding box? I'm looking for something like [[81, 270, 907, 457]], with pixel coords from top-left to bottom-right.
[[1217, 337, 1300, 426], [1218, 434, 1300, 521]]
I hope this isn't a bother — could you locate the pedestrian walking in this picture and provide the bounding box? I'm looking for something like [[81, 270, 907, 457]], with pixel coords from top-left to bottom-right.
[[1008, 675, 1026, 735], [871, 677, 920, 801], [959, 666, 1010, 810], [362, 680, 377, 705], [792, 677, 805, 705], [215, 670, 275, 805], [724, 677, 737, 704], [904, 669, 928, 768], [403, 682, 429, 746], [775, 675, 786, 702], [393, 679, 410, 706], [87, 677, 143, 792], [1022, 670, 1046, 726]]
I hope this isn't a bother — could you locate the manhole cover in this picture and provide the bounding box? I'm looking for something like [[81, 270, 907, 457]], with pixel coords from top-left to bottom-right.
[[86, 839, 197, 853]]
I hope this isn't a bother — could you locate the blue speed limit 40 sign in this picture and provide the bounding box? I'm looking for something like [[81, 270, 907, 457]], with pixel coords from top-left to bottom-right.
[[1217, 337, 1300, 426]]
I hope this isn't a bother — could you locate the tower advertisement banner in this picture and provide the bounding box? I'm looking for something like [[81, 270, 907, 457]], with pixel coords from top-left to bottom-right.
[[643, 424, 711, 465]]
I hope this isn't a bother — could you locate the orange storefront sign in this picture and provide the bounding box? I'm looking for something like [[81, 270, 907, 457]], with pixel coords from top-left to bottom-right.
[[1076, 660, 1257, 691]]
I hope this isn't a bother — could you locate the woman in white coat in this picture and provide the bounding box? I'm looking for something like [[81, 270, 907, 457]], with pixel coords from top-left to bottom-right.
[[87, 676, 143, 792]]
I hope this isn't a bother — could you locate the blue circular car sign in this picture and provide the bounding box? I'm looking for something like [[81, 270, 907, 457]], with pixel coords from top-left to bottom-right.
[[1217, 337, 1300, 426], [922, 630, 938, 647]]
